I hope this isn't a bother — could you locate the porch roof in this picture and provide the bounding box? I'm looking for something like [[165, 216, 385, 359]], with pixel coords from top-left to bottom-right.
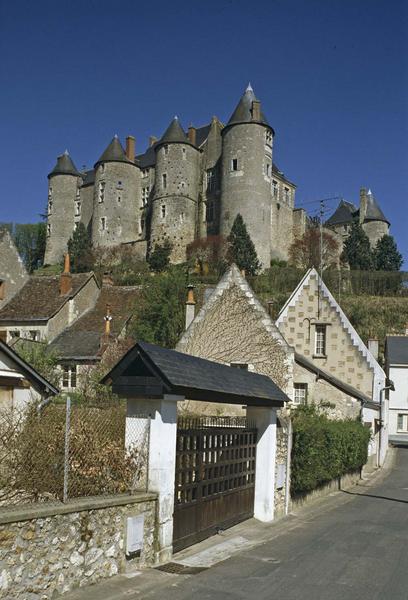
[[102, 341, 289, 407]]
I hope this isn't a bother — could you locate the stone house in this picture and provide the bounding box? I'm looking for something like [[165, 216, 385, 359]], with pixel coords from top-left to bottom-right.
[[0, 339, 59, 411], [0, 263, 100, 345], [276, 267, 387, 465], [385, 334, 408, 444], [0, 228, 28, 311]]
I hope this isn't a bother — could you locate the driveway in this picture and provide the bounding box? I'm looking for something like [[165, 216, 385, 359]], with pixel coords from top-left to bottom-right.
[[65, 447, 408, 600]]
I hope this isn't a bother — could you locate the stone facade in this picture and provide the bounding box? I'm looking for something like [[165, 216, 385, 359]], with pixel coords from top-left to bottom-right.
[[44, 85, 305, 268], [0, 494, 157, 599], [0, 229, 28, 312]]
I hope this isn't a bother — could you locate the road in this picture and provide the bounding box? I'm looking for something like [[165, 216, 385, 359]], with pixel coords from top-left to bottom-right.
[[67, 447, 408, 600]]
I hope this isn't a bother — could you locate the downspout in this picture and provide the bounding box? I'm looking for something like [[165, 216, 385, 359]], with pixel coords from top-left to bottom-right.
[[285, 418, 293, 515]]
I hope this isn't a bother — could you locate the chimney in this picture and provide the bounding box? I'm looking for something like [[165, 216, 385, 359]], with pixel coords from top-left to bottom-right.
[[359, 188, 368, 224], [149, 135, 158, 147], [251, 100, 261, 121], [59, 254, 72, 296], [368, 339, 379, 361], [188, 126, 197, 146], [104, 304, 112, 336], [126, 136, 135, 162], [102, 272, 114, 286], [185, 285, 196, 330]]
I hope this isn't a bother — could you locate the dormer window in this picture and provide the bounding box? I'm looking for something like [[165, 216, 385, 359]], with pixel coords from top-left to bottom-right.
[[142, 168, 149, 178], [284, 187, 290, 203], [272, 180, 278, 198]]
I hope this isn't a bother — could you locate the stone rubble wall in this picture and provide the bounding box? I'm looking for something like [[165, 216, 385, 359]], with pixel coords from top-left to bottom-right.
[[0, 493, 157, 599]]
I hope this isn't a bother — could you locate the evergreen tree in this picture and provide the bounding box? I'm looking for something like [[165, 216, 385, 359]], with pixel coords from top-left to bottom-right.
[[374, 235, 403, 271], [67, 223, 94, 273], [341, 220, 373, 270], [148, 240, 172, 272], [227, 214, 261, 275]]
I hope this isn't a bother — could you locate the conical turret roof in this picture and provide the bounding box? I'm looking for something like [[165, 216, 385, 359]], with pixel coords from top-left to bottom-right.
[[95, 135, 133, 166], [364, 190, 389, 225], [226, 83, 270, 128], [156, 116, 191, 148], [48, 150, 81, 178]]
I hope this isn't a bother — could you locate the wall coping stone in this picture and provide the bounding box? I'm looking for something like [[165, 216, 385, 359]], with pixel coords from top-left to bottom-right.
[[0, 492, 157, 525]]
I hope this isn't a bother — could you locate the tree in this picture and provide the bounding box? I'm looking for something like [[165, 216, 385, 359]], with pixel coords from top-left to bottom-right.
[[67, 223, 94, 273], [130, 266, 186, 348], [373, 235, 403, 271], [147, 240, 172, 273], [289, 227, 339, 270], [186, 235, 228, 277], [227, 214, 261, 275], [13, 223, 46, 272], [341, 220, 373, 270]]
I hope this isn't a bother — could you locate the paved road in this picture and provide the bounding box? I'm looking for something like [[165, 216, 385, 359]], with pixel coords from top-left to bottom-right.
[[67, 448, 408, 600]]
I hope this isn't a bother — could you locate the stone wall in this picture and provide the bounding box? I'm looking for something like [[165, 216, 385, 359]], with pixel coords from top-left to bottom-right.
[[274, 424, 289, 517], [0, 230, 28, 310], [0, 493, 157, 599], [45, 174, 79, 265]]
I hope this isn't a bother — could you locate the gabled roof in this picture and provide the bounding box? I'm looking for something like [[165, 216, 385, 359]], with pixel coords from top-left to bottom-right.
[[385, 335, 408, 366], [102, 340, 289, 406], [295, 352, 379, 410], [156, 117, 194, 149], [95, 136, 134, 166], [49, 285, 141, 360], [177, 263, 292, 356], [325, 200, 357, 226], [0, 273, 97, 322], [365, 190, 389, 225], [0, 339, 59, 396], [276, 268, 385, 379], [225, 84, 271, 130], [48, 150, 81, 179]]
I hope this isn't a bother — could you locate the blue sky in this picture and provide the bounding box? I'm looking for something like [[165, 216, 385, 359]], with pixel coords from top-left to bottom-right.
[[1, 0, 407, 261]]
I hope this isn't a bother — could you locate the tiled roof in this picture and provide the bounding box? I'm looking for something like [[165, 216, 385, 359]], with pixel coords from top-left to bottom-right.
[[365, 191, 389, 225], [0, 273, 94, 322]]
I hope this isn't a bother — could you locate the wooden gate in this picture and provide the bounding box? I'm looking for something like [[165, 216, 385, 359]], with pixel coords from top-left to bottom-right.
[[173, 417, 257, 552]]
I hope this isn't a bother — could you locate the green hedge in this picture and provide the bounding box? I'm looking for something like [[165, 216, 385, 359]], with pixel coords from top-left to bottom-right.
[[291, 406, 371, 495]]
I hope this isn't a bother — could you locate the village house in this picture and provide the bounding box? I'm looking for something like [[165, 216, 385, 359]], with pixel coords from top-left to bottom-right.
[[0, 339, 59, 411], [0, 228, 28, 312], [276, 267, 387, 466], [385, 333, 408, 444]]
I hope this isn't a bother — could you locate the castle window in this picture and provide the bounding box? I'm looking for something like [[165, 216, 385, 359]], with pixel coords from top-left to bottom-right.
[[48, 186, 52, 199], [162, 174, 167, 189], [48, 200, 53, 214], [100, 164, 105, 173], [142, 168, 149, 178], [164, 145, 169, 156], [231, 158, 238, 172], [315, 325, 327, 356], [100, 217, 107, 231], [118, 180, 122, 186], [98, 181, 105, 203], [75, 201, 81, 216], [272, 180, 278, 198], [265, 163, 271, 178], [180, 212, 185, 224], [294, 384, 307, 405], [74, 222, 79, 231], [161, 205, 166, 219], [206, 200, 214, 222], [142, 187, 150, 207], [139, 216, 145, 234], [206, 169, 216, 193], [76, 188, 80, 200], [265, 130, 273, 146], [117, 191, 122, 203], [284, 187, 290, 202], [47, 223, 51, 236], [182, 147, 186, 160]]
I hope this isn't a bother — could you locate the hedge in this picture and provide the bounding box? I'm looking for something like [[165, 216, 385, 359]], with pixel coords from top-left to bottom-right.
[[291, 406, 371, 495]]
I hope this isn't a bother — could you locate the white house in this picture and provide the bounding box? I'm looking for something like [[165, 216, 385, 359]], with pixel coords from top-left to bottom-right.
[[385, 335, 408, 444]]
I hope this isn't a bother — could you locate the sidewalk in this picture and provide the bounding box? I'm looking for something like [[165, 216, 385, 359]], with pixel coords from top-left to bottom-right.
[[63, 450, 396, 600]]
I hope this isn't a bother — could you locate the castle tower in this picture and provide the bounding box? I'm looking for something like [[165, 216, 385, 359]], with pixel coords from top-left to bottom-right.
[[220, 84, 274, 269], [150, 117, 200, 262], [92, 135, 140, 248], [44, 151, 82, 265], [359, 188, 390, 247]]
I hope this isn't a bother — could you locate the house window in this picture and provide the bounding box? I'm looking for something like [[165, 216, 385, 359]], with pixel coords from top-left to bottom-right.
[[397, 414, 408, 432], [294, 383, 307, 405], [142, 187, 150, 207], [272, 180, 278, 198], [315, 324, 327, 356], [161, 205, 166, 219], [284, 187, 290, 203], [100, 217, 107, 231], [231, 158, 238, 172], [265, 130, 273, 146], [98, 181, 105, 203], [162, 174, 167, 189], [206, 169, 216, 192], [62, 365, 77, 389], [164, 145, 169, 156], [206, 200, 215, 222], [29, 330, 40, 341], [75, 201, 81, 216]]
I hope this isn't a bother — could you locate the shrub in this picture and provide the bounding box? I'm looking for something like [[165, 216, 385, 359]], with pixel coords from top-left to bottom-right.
[[291, 405, 370, 495], [148, 240, 172, 272]]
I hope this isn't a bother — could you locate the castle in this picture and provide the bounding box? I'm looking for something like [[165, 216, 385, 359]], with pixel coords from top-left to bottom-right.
[[44, 84, 389, 269]]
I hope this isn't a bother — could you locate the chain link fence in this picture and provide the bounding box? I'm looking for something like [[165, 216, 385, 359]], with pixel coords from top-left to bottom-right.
[[0, 398, 150, 507]]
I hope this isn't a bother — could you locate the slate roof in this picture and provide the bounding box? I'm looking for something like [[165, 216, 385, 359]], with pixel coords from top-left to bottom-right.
[[385, 336, 408, 366], [0, 273, 95, 322], [48, 151, 81, 178], [195, 124, 212, 147], [49, 286, 141, 359], [226, 84, 270, 129], [136, 144, 157, 168], [95, 136, 134, 166], [295, 352, 378, 410], [0, 339, 59, 396], [156, 117, 194, 148], [104, 340, 290, 406], [325, 200, 357, 226], [365, 191, 389, 225], [81, 169, 95, 187]]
